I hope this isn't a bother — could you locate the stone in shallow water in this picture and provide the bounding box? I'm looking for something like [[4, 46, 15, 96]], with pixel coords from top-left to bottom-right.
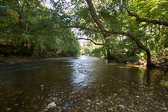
[[6, 108, 11, 111], [57, 92, 64, 97], [43, 109, 48, 111], [87, 99, 91, 103], [46, 102, 56, 109], [160, 107, 167, 111], [40, 85, 45, 91], [71, 91, 76, 94]]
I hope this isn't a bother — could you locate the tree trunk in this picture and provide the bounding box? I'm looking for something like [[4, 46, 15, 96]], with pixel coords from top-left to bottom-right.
[[146, 49, 152, 67], [106, 49, 112, 60], [30, 40, 34, 50], [108, 31, 153, 67]]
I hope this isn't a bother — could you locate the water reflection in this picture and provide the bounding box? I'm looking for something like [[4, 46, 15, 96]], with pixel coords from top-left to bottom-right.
[[144, 68, 168, 87], [70, 56, 168, 90], [92, 60, 168, 89], [70, 56, 101, 87]]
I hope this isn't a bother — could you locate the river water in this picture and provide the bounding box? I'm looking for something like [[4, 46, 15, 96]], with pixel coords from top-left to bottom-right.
[[0, 56, 167, 111]]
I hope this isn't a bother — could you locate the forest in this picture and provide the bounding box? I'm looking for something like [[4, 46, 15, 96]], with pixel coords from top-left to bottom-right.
[[0, 0, 168, 68]]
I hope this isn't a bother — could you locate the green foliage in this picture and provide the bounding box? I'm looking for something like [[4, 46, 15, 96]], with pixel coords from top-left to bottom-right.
[[128, 56, 139, 63], [91, 47, 105, 57], [0, 0, 81, 58], [74, 0, 168, 63], [129, 0, 168, 21]]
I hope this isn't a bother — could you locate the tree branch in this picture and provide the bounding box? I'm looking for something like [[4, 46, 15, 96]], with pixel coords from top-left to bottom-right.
[[28, 24, 49, 33], [67, 25, 102, 33], [78, 38, 103, 45], [49, 25, 103, 33], [85, 0, 107, 33], [127, 11, 168, 27], [107, 31, 149, 51]]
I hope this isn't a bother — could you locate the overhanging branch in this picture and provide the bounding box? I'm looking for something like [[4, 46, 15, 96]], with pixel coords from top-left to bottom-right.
[[127, 11, 168, 27], [48, 25, 103, 33], [78, 38, 103, 45]]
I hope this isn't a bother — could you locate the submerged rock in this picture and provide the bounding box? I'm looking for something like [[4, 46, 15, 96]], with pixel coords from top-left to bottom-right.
[[40, 85, 45, 91], [160, 107, 167, 111], [57, 92, 64, 97], [6, 108, 11, 111], [46, 102, 56, 109]]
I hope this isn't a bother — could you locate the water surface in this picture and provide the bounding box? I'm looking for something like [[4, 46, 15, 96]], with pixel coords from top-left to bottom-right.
[[0, 56, 167, 111]]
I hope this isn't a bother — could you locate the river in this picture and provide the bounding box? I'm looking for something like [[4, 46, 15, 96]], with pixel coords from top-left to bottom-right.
[[0, 56, 167, 111]]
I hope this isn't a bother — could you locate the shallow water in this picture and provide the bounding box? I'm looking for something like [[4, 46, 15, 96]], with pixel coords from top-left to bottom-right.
[[0, 56, 167, 111]]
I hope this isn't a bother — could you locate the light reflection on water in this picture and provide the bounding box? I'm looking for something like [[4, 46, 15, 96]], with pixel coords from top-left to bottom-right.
[[70, 56, 101, 87], [69, 56, 168, 88]]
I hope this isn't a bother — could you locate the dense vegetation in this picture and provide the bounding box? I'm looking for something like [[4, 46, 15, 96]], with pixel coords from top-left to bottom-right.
[[74, 0, 168, 67], [1, 0, 168, 67], [0, 0, 80, 59]]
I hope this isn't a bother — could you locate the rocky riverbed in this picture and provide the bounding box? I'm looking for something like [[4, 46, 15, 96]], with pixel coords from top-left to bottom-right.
[[42, 80, 168, 112]]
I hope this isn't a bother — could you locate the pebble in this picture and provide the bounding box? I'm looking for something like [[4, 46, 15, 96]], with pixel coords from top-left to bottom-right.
[[40, 85, 45, 91], [96, 102, 100, 105], [72, 91, 76, 94], [87, 99, 91, 102], [15, 104, 19, 106], [43, 109, 48, 111], [57, 92, 64, 97], [101, 84, 104, 87], [118, 105, 125, 108], [6, 108, 11, 111]]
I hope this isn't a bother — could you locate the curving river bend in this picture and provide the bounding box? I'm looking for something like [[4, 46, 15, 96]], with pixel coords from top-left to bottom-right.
[[0, 56, 167, 111]]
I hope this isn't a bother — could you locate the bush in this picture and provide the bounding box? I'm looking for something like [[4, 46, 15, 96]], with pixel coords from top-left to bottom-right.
[[128, 56, 139, 63]]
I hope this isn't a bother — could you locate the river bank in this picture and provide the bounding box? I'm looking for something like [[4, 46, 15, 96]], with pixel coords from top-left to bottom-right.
[[0, 56, 74, 66]]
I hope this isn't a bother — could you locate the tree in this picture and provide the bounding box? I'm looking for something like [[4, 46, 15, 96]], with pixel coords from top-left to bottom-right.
[[68, 0, 167, 66], [78, 0, 152, 66], [0, 0, 81, 58]]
